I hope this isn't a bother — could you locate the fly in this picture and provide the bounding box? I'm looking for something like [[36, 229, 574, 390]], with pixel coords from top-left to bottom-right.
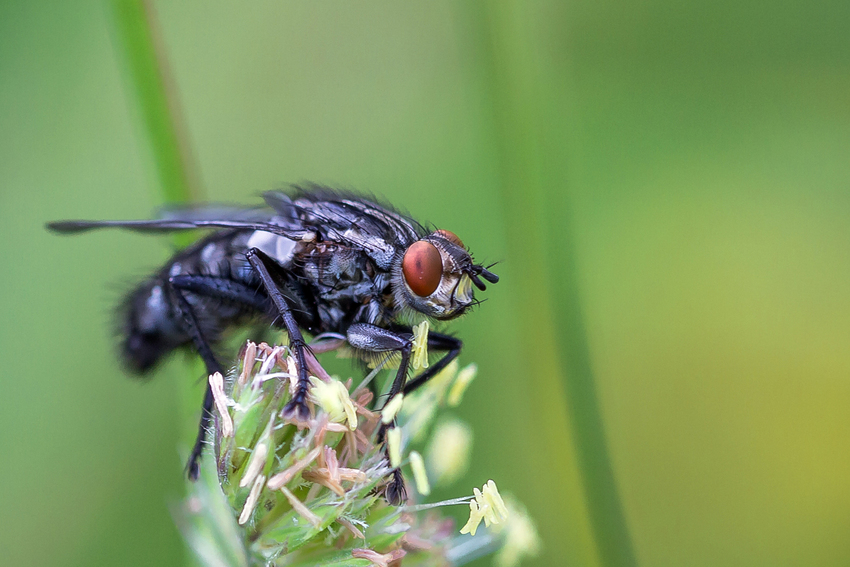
[[48, 184, 498, 503]]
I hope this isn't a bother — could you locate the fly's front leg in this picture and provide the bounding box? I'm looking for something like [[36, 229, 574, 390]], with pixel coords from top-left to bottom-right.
[[346, 323, 413, 504], [401, 332, 462, 396], [245, 248, 311, 420], [347, 327, 465, 503], [347, 324, 414, 412], [346, 323, 463, 505]]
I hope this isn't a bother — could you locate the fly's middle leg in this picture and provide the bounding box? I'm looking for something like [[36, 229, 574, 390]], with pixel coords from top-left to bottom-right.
[[245, 247, 312, 421]]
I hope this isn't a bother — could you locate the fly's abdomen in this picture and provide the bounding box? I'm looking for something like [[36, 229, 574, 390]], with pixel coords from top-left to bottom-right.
[[119, 231, 269, 374], [120, 278, 187, 375]]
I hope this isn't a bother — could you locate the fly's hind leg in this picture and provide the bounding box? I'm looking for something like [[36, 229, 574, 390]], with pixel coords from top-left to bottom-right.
[[168, 275, 271, 480], [167, 281, 226, 480], [245, 247, 312, 421]]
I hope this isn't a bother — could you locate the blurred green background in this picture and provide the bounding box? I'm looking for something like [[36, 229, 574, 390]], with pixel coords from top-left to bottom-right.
[[2, 1, 849, 566]]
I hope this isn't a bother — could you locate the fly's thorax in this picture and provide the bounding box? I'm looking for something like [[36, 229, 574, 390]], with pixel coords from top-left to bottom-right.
[[392, 230, 477, 320]]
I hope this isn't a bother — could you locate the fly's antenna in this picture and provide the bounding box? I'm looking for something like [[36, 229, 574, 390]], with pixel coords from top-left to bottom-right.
[[469, 263, 500, 290]]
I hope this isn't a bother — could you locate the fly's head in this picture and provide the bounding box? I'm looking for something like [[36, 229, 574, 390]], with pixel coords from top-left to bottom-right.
[[392, 229, 499, 321]]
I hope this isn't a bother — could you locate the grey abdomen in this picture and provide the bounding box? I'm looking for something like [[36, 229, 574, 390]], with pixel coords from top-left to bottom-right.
[[119, 230, 260, 374], [120, 278, 186, 374]]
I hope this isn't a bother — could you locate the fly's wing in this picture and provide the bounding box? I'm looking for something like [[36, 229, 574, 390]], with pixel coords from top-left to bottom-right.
[[46, 218, 315, 240], [48, 198, 294, 234], [48, 185, 425, 269], [156, 203, 269, 223]]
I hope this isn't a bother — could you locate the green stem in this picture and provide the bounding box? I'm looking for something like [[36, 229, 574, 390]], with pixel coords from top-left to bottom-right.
[[110, 0, 201, 210]]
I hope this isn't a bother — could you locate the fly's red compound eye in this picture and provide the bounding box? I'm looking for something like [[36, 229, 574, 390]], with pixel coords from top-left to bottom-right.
[[435, 229, 464, 248], [402, 241, 443, 296]]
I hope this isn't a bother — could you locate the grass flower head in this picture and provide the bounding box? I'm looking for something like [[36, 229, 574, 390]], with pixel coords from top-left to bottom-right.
[[176, 339, 538, 566]]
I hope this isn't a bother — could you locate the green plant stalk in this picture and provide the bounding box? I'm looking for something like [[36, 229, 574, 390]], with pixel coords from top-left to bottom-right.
[[475, 2, 638, 566], [110, 0, 200, 211]]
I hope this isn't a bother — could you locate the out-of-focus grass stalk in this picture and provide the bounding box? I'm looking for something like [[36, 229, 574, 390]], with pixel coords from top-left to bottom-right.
[[474, 2, 637, 566], [110, 0, 201, 212]]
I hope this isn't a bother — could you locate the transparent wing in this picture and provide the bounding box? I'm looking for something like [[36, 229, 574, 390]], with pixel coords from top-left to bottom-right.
[[46, 218, 310, 239], [155, 203, 269, 223]]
